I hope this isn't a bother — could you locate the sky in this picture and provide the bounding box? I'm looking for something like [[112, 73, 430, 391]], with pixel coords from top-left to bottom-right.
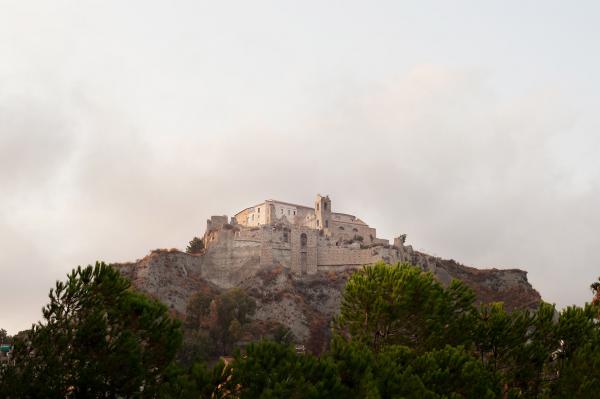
[[1, 1, 600, 334]]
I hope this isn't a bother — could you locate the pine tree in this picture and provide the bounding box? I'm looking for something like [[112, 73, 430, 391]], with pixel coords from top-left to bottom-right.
[[1, 262, 181, 398], [186, 237, 204, 254]]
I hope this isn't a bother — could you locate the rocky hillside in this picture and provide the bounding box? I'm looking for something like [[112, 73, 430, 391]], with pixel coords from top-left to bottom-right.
[[113, 247, 541, 352]]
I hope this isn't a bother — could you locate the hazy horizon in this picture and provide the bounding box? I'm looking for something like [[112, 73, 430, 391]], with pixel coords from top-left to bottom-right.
[[2, 1, 600, 334]]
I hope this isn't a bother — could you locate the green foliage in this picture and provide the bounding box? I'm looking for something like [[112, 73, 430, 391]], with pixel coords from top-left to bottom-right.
[[551, 339, 600, 398], [328, 338, 500, 399], [591, 276, 600, 305], [549, 302, 600, 398], [0, 329, 8, 344], [3, 261, 600, 398], [0, 262, 181, 398], [406, 345, 500, 398], [327, 337, 378, 398], [185, 237, 204, 254], [271, 324, 296, 345], [336, 262, 475, 352], [182, 287, 256, 360], [225, 341, 344, 399], [159, 360, 229, 399]]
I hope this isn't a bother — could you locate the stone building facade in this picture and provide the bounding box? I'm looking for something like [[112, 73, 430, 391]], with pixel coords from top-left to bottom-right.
[[233, 194, 382, 245], [202, 194, 415, 276]]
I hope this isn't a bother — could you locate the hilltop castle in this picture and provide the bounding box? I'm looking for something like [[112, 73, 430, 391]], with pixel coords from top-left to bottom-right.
[[203, 194, 414, 276], [115, 194, 541, 343]]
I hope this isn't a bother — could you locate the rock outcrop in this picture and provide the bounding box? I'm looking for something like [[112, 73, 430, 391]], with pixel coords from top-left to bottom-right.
[[113, 239, 541, 352]]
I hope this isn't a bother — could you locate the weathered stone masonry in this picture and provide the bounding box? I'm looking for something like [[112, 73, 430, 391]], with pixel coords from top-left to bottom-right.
[[201, 194, 415, 276]]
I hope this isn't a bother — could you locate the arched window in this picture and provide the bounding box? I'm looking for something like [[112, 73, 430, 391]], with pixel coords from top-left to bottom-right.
[[300, 233, 307, 248], [283, 231, 289, 243]]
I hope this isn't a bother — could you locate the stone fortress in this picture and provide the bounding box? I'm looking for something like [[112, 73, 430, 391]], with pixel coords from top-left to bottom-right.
[[115, 193, 541, 342], [203, 194, 419, 277]]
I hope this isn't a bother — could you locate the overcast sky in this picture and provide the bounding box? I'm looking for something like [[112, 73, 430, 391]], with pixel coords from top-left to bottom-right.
[[2, 1, 600, 333]]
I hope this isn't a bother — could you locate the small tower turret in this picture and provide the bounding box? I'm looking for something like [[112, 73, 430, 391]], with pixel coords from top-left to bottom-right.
[[314, 194, 332, 233]]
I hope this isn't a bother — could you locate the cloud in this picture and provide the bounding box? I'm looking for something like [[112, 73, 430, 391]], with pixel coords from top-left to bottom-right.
[[1, 64, 598, 334]]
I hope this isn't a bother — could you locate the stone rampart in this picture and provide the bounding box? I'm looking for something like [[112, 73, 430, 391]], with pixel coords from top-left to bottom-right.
[[317, 247, 372, 266]]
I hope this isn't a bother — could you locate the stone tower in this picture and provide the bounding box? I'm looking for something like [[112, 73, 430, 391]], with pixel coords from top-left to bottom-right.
[[314, 194, 332, 233]]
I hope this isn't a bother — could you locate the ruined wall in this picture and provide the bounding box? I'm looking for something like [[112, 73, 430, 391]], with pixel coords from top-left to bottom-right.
[[330, 221, 377, 244], [206, 215, 228, 232]]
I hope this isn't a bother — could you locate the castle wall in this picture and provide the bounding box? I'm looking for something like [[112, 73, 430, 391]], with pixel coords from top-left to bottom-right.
[[235, 227, 262, 241], [207, 194, 403, 277], [331, 213, 359, 223], [290, 228, 318, 275], [316, 245, 404, 269], [330, 221, 377, 244], [199, 229, 262, 287], [317, 247, 376, 267], [206, 215, 228, 231]]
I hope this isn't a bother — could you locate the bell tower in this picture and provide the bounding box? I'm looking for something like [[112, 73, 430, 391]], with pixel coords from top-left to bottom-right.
[[314, 194, 332, 233]]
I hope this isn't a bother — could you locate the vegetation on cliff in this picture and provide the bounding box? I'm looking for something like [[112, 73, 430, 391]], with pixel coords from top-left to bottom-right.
[[185, 237, 204, 255], [1, 262, 599, 398]]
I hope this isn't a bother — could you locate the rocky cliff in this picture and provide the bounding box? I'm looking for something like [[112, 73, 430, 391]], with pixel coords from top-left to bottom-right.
[[113, 243, 541, 352]]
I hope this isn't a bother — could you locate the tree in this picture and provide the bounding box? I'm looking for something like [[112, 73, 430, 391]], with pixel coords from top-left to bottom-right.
[[405, 345, 500, 398], [336, 262, 475, 353], [186, 237, 204, 254], [158, 360, 229, 399], [549, 302, 600, 398], [225, 341, 344, 399], [210, 288, 256, 355], [0, 262, 181, 398], [0, 329, 8, 344], [591, 277, 600, 318], [183, 288, 256, 358], [327, 337, 380, 399]]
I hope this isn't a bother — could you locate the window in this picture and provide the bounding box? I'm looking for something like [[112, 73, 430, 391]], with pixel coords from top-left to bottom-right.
[[316, 204, 319, 211], [288, 209, 290, 215], [300, 233, 307, 248], [283, 231, 289, 243], [293, 210, 296, 215], [325, 220, 329, 228], [317, 220, 320, 227], [258, 208, 260, 213], [281, 208, 283, 214], [251, 214, 254, 221], [324, 203, 327, 210]]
